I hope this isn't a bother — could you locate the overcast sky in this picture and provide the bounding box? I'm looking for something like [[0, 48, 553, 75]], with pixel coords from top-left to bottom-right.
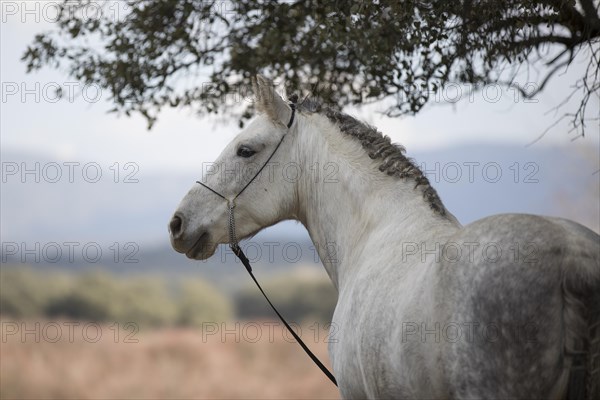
[[1, 3, 599, 249], [2, 6, 598, 177]]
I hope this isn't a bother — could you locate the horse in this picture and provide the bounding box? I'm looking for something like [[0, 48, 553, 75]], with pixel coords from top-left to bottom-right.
[[169, 75, 599, 399]]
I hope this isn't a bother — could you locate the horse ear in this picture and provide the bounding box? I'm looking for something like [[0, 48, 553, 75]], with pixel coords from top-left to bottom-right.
[[254, 75, 292, 127]]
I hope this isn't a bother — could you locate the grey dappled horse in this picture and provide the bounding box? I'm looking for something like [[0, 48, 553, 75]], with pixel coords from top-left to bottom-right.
[[170, 76, 599, 399]]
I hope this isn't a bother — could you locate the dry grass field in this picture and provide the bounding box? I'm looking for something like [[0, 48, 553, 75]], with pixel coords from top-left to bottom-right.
[[1, 319, 340, 400]]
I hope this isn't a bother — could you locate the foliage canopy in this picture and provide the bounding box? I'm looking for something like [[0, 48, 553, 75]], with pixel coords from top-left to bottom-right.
[[23, 0, 600, 135]]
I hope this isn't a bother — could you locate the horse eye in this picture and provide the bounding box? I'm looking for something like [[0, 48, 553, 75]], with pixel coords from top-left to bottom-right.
[[237, 146, 256, 158]]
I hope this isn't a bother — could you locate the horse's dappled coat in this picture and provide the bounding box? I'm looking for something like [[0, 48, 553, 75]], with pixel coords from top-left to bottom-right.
[[170, 76, 599, 400]]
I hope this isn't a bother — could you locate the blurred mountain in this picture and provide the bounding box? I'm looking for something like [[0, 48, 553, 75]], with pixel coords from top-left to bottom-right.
[[2, 142, 598, 286], [412, 143, 599, 231]]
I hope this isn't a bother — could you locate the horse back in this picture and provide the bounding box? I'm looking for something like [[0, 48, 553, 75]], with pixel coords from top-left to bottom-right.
[[434, 213, 599, 399]]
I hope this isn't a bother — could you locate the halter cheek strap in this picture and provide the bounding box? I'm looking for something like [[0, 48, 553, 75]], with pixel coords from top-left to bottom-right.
[[196, 103, 295, 205], [194, 103, 338, 387]]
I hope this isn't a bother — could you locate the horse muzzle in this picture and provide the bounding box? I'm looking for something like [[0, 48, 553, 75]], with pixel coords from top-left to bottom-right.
[[169, 213, 217, 260]]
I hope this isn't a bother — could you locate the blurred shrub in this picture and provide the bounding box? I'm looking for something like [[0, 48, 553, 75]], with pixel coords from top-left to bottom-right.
[[235, 269, 337, 324], [46, 271, 123, 322], [45, 273, 179, 328], [0, 267, 71, 318], [176, 279, 233, 327], [0, 266, 335, 327], [1, 267, 232, 328], [118, 277, 179, 328]]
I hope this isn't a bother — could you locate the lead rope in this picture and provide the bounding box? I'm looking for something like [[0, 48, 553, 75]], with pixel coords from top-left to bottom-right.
[[196, 103, 338, 387], [228, 203, 337, 386]]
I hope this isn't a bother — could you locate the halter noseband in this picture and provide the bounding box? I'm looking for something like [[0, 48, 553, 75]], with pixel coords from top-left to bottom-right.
[[192, 104, 338, 387]]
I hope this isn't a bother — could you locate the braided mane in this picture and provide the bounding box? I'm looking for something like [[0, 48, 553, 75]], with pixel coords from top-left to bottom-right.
[[296, 98, 447, 216]]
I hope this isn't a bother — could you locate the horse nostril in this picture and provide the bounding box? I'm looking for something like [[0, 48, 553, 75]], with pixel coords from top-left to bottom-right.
[[169, 214, 184, 238]]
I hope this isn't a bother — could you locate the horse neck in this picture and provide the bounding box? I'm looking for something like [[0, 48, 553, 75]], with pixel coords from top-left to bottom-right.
[[293, 114, 460, 292]]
